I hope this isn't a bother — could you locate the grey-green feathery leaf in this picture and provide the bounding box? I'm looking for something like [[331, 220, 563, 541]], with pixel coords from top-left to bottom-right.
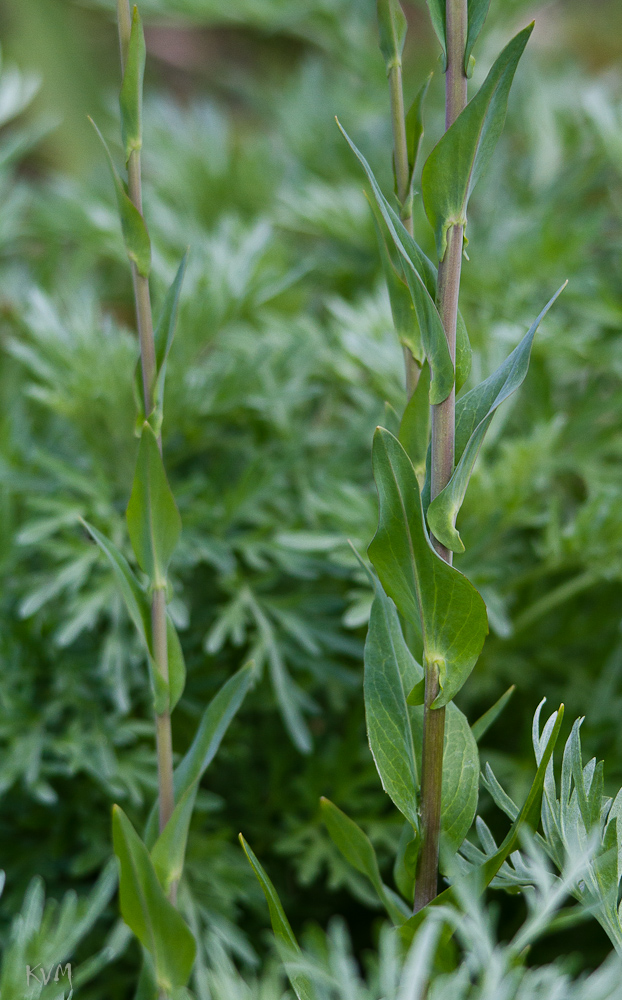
[[376, 0, 407, 72], [112, 806, 196, 991], [119, 5, 145, 163], [368, 428, 488, 706], [338, 120, 454, 403], [427, 283, 566, 552], [364, 585, 421, 829], [320, 798, 410, 925], [126, 423, 182, 588], [422, 24, 533, 260], [89, 117, 151, 277]]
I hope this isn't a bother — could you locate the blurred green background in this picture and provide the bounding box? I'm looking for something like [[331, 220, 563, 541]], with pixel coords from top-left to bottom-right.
[[0, 0, 620, 994]]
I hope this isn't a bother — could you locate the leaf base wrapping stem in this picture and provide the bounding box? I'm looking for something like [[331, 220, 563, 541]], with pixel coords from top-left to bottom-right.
[[413, 661, 446, 911]]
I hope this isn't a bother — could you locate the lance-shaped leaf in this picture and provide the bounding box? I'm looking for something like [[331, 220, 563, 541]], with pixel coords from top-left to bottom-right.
[[368, 428, 487, 706], [422, 24, 533, 260], [89, 118, 151, 277], [377, 0, 407, 72], [399, 361, 430, 481], [150, 783, 197, 893], [465, 0, 492, 73], [151, 252, 188, 431], [427, 283, 566, 552], [338, 121, 454, 404], [126, 423, 181, 588], [364, 586, 421, 829], [425, 0, 446, 64], [119, 5, 146, 162], [167, 615, 186, 712], [369, 199, 424, 363], [320, 798, 410, 925], [112, 806, 196, 991], [239, 835, 316, 1000], [144, 663, 254, 846], [405, 74, 432, 198], [471, 685, 515, 743]]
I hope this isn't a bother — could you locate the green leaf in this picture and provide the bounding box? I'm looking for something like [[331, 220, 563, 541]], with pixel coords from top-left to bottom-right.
[[151, 252, 188, 431], [112, 806, 196, 991], [456, 312, 472, 392], [364, 587, 421, 829], [427, 284, 565, 552], [338, 120, 454, 404], [425, 0, 446, 63], [126, 423, 181, 587], [471, 685, 515, 743], [144, 663, 254, 847], [320, 798, 409, 925], [119, 5, 146, 163], [465, 0, 492, 73], [399, 360, 430, 481], [81, 519, 150, 647], [151, 784, 197, 893], [89, 117, 151, 277], [405, 73, 432, 197], [167, 615, 186, 712], [369, 198, 424, 363], [394, 822, 419, 902], [377, 0, 407, 72], [239, 835, 316, 1000], [368, 428, 488, 706], [422, 25, 533, 260]]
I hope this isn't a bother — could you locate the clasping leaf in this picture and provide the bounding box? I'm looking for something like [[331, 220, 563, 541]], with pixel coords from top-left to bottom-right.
[[126, 423, 181, 588], [377, 0, 407, 73], [119, 5, 146, 163]]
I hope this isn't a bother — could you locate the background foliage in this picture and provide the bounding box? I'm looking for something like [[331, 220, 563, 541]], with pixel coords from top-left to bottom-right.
[[0, 0, 621, 993]]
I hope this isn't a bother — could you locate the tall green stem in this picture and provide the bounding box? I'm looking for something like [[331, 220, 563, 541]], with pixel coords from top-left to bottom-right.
[[414, 0, 468, 913], [388, 59, 420, 397], [117, 0, 175, 845]]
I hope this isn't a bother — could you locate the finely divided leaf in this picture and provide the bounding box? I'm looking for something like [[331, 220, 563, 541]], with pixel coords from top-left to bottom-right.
[[126, 423, 181, 587], [422, 25, 533, 260], [338, 121, 454, 404], [364, 586, 421, 829], [427, 284, 565, 552], [113, 806, 196, 991], [368, 428, 488, 706], [119, 6, 146, 162]]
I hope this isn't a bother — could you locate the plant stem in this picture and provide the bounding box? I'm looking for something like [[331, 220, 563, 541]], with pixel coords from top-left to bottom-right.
[[414, 0, 468, 914], [117, 0, 175, 842], [388, 58, 420, 397]]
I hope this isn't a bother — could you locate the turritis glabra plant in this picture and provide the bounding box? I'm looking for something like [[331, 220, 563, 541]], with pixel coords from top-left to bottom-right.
[[81, 2, 252, 996]]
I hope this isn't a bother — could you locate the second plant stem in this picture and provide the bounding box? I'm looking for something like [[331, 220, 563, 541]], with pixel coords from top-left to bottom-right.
[[414, 0, 468, 913], [117, 0, 175, 842]]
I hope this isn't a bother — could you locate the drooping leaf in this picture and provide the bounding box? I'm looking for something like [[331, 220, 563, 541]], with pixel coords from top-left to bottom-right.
[[144, 663, 254, 847], [166, 615, 186, 713], [471, 685, 515, 743], [81, 520, 150, 647], [126, 423, 181, 587], [427, 284, 566, 552], [338, 121, 454, 404], [399, 360, 430, 481], [422, 25, 533, 260], [405, 73, 432, 197], [119, 5, 146, 162], [369, 198, 424, 364], [320, 798, 410, 925], [150, 784, 197, 893], [377, 0, 407, 72], [364, 585, 421, 829], [152, 252, 188, 431], [112, 806, 196, 991], [368, 428, 488, 706], [465, 0, 492, 72], [239, 835, 316, 1000], [89, 117, 151, 277]]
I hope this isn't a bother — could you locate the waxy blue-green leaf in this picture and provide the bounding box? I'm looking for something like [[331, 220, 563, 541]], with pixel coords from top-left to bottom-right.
[[405, 73, 432, 200], [320, 798, 410, 925], [377, 0, 407, 72], [427, 284, 566, 552], [119, 6, 146, 163], [151, 252, 188, 432], [112, 806, 196, 991], [425, 0, 446, 63], [471, 685, 515, 743], [364, 586, 421, 829], [338, 121, 454, 404], [166, 614, 186, 712], [126, 423, 181, 588], [465, 0, 492, 73], [145, 662, 254, 847], [150, 783, 197, 893], [422, 25, 533, 260], [399, 361, 430, 481], [89, 118, 151, 277], [369, 198, 424, 363], [239, 835, 316, 1000], [368, 428, 487, 706]]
